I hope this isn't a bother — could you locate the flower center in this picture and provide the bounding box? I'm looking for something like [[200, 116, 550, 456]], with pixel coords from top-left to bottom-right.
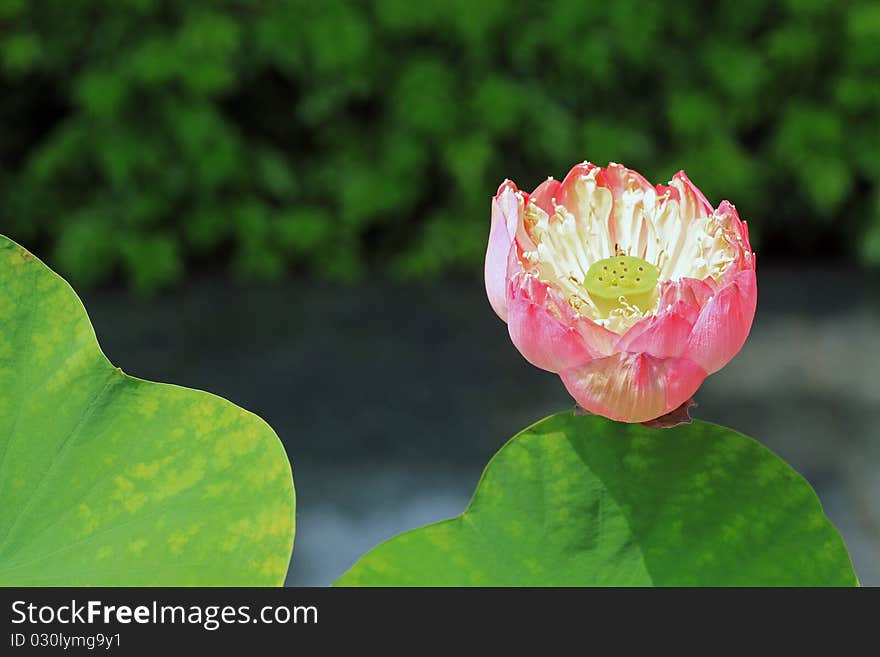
[[583, 255, 659, 315]]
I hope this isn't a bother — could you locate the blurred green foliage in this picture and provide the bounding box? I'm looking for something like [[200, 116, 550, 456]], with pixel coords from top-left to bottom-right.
[[1, 0, 878, 292]]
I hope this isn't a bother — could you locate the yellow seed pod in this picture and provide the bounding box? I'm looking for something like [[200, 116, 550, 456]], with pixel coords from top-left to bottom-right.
[[583, 255, 660, 315]]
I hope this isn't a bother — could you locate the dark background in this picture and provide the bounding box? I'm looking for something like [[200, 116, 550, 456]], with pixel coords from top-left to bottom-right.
[[1, 0, 878, 584]]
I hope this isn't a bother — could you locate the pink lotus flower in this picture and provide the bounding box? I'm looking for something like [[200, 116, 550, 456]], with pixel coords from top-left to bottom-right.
[[485, 162, 756, 423]]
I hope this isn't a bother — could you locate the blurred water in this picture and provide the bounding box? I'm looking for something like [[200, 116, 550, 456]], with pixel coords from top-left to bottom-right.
[[82, 266, 880, 586]]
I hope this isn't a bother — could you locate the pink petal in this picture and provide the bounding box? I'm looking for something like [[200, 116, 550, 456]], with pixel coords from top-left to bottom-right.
[[663, 299, 700, 326], [716, 200, 752, 251], [484, 182, 521, 321], [613, 314, 654, 349], [560, 352, 707, 423], [670, 170, 713, 218], [556, 161, 599, 209], [573, 315, 619, 358], [601, 162, 654, 199], [526, 272, 618, 358], [658, 276, 717, 312], [506, 275, 598, 373], [685, 268, 758, 374], [615, 310, 695, 358], [714, 201, 756, 281], [529, 177, 561, 215], [556, 163, 616, 246]]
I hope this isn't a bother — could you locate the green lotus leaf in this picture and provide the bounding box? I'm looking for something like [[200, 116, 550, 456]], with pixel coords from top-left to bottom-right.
[[0, 235, 295, 585], [336, 412, 856, 586]]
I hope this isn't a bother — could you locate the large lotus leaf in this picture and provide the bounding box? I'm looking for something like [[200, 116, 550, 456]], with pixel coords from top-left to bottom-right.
[[336, 412, 856, 586], [0, 235, 294, 585]]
